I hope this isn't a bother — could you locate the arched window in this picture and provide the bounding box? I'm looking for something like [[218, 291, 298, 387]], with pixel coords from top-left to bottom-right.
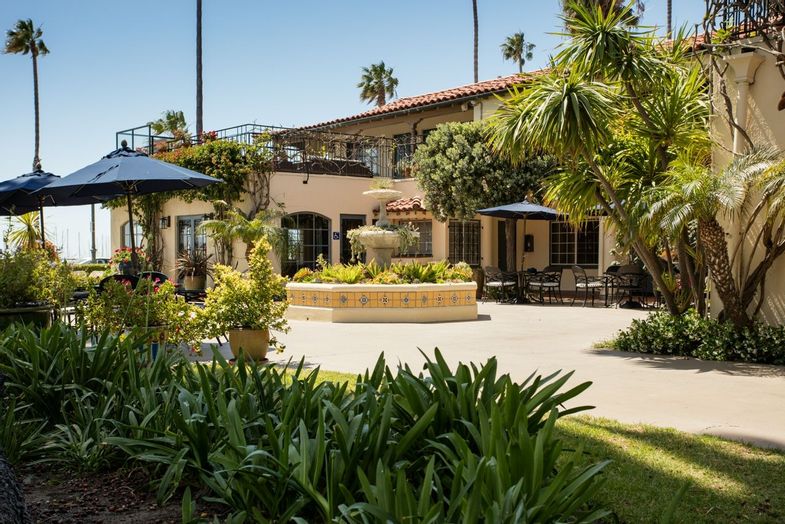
[[281, 212, 330, 276], [121, 221, 144, 248]]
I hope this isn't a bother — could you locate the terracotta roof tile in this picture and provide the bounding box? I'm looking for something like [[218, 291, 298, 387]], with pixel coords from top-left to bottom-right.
[[304, 70, 547, 129], [386, 196, 425, 212]]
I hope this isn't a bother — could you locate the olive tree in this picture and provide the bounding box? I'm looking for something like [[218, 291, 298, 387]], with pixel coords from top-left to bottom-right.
[[413, 121, 554, 271]]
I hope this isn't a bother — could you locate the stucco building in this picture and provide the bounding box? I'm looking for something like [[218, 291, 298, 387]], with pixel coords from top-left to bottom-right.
[[111, 73, 615, 289]]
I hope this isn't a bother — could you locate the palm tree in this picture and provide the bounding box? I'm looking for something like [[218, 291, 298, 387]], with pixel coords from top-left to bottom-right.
[[200, 207, 286, 263], [500, 32, 535, 73], [8, 212, 40, 251], [4, 19, 49, 170], [472, 0, 479, 82], [357, 62, 399, 107], [196, 0, 203, 142], [149, 110, 191, 147], [651, 150, 777, 328]]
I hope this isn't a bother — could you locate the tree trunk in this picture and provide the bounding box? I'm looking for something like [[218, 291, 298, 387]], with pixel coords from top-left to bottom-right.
[[32, 52, 41, 169], [472, 0, 478, 83], [505, 218, 516, 272], [196, 0, 203, 142], [666, 0, 672, 39], [699, 217, 749, 328], [376, 90, 385, 107]]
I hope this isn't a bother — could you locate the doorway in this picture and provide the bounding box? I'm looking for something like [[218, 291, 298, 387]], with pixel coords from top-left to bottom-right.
[[340, 214, 366, 264]]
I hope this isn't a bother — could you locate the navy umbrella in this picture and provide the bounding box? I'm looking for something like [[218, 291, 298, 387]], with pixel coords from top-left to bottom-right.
[[38, 140, 221, 270], [0, 167, 109, 241], [478, 200, 560, 270]]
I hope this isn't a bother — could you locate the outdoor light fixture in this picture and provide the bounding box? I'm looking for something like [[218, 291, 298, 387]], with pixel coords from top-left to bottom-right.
[[159, 216, 171, 229]]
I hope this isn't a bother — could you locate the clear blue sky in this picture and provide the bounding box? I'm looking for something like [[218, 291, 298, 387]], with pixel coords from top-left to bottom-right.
[[0, 0, 706, 259]]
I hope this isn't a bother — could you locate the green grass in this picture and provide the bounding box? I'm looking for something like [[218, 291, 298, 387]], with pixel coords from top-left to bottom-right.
[[557, 416, 785, 523]]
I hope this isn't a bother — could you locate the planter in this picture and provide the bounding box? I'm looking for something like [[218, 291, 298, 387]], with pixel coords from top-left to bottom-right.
[[0, 305, 53, 330], [228, 327, 270, 361], [183, 275, 206, 291]]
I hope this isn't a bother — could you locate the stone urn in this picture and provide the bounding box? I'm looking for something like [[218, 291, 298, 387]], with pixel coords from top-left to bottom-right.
[[358, 188, 403, 267]]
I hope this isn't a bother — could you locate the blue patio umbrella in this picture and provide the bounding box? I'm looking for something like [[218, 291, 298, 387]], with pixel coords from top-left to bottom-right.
[[477, 200, 560, 270], [37, 140, 221, 270], [0, 168, 63, 240]]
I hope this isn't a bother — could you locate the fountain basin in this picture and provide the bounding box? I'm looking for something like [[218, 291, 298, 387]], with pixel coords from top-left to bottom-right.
[[357, 229, 403, 249], [286, 282, 478, 323]]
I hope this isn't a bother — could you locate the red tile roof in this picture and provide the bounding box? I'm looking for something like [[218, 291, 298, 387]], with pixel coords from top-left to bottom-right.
[[304, 71, 547, 129], [386, 196, 425, 212]]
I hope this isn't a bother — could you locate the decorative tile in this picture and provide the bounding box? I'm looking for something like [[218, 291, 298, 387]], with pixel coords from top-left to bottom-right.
[[435, 294, 445, 307], [400, 293, 412, 308], [378, 293, 391, 308], [450, 293, 459, 305], [322, 293, 331, 306], [358, 293, 370, 307]]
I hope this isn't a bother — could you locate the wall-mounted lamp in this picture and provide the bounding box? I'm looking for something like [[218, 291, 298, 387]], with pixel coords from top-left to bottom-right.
[[159, 216, 171, 229], [203, 213, 215, 221]]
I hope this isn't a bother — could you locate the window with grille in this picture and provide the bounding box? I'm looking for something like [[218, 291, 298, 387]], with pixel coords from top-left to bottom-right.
[[281, 212, 331, 276], [448, 220, 481, 266], [397, 220, 432, 256], [121, 221, 144, 248], [549, 220, 599, 268]]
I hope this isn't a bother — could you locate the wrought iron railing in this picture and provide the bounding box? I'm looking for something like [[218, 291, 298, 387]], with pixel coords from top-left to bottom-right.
[[115, 124, 417, 179], [706, 0, 785, 40]]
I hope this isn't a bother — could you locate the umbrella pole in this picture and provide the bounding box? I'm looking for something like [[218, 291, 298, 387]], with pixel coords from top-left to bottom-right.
[[126, 191, 139, 273], [521, 217, 527, 271]]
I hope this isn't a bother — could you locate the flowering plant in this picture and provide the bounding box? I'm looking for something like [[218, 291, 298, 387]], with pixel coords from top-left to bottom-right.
[[111, 247, 149, 271]]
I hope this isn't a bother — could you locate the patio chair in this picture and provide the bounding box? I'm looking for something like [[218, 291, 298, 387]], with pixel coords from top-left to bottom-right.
[[526, 266, 563, 304], [483, 266, 517, 303], [615, 264, 646, 308], [138, 271, 171, 284], [570, 266, 603, 307]]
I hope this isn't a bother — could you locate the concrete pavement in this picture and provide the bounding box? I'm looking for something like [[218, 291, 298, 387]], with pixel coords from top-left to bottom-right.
[[203, 303, 785, 448]]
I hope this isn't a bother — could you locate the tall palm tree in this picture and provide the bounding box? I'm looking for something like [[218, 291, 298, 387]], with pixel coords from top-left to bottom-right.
[[500, 32, 535, 73], [666, 0, 672, 38], [357, 62, 399, 107], [472, 0, 479, 82], [4, 19, 49, 170], [196, 0, 203, 142]]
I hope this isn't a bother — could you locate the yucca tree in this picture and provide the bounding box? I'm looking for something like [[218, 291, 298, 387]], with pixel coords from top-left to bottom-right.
[[500, 32, 535, 73], [490, 1, 707, 316], [357, 62, 398, 107], [4, 19, 49, 170], [8, 211, 41, 251]]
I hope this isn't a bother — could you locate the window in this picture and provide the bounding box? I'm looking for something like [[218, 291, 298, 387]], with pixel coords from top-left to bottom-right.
[[393, 133, 414, 178], [121, 221, 143, 248], [397, 220, 433, 257], [177, 215, 207, 255], [281, 212, 330, 276], [549, 220, 599, 268], [448, 219, 481, 266]]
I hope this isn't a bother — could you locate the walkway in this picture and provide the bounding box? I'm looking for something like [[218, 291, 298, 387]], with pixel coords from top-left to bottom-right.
[[205, 303, 785, 449]]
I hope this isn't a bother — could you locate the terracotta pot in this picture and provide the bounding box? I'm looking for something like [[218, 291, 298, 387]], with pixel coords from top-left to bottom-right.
[[228, 328, 270, 362], [183, 275, 206, 291]]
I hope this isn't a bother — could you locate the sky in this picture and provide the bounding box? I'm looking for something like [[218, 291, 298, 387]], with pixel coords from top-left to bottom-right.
[[0, 0, 706, 259]]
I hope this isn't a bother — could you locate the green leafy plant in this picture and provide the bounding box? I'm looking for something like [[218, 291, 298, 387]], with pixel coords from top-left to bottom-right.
[[201, 238, 288, 336], [0, 249, 76, 309], [175, 249, 213, 278]]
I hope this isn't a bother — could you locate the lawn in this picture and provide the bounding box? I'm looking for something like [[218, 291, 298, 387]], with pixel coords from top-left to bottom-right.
[[557, 416, 785, 523]]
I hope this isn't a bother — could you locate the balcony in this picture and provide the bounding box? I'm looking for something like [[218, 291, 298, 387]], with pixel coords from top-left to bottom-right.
[[706, 0, 785, 40], [115, 124, 417, 179]]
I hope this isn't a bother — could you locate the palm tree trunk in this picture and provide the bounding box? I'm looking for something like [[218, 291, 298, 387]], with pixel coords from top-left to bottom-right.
[[376, 90, 385, 107], [472, 0, 478, 83], [32, 51, 41, 169], [196, 0, 204, 142], [666, 0, 672, 39], [517, 57, 522, 73], [699, 217, 749, 328]]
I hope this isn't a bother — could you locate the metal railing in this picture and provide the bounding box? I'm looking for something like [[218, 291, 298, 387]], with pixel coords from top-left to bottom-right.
[[116, 123, 417, 179], [706, 0, 785, 40]]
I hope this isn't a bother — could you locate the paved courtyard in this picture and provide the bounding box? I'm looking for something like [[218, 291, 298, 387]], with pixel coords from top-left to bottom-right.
[[205, 303, 785, 448]]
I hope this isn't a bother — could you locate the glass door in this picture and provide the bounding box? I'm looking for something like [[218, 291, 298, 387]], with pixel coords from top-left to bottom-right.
[[177, 215, 207, 279]]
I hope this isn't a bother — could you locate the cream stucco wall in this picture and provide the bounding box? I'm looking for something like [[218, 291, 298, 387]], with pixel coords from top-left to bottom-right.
[[711, 44, 785, 323]]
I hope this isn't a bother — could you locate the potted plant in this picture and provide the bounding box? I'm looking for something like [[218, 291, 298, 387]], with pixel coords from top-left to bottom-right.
[[0, 249, 75, 328], [201, 238, 288, 361], [176, 250, 213, 290], [111, 247, 149, 275]]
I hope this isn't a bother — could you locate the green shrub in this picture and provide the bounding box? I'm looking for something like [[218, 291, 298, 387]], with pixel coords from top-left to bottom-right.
[[295, 258, 474, 285], [0, 323, 610, 521], [613, 310, 785, 365]]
